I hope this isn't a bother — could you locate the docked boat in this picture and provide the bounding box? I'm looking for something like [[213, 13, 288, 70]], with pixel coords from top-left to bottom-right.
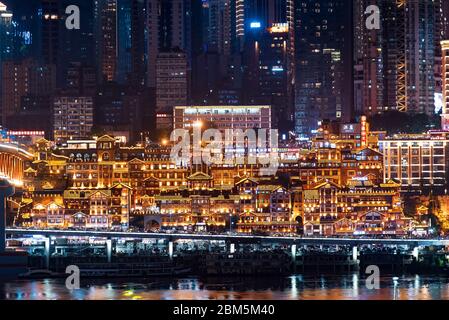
[[76, 262, 191, 278], [202, 251, 292, 275]]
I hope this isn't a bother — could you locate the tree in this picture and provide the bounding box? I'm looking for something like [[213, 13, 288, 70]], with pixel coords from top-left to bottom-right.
[[369, 111, 440, 135]]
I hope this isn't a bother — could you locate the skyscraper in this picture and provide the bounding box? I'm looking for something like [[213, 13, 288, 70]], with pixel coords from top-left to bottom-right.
[[0, 1, 13, 126], [156, 51, 188, 130], [353, 0, 384, 116], [59, 0, 96, 79], [442, 0, 449, 39], [115, 0, 146, 86], [294, 0, 353, 137], [405, 0, 436, 114], [243, 22, 293, 132], [95, 0, 117, 82], [146, 0, 194, 88], [40, 0, 60, 66], [238, 0, 295, 133], [354, 0, 440, 118], [441, 40, 449, 130]]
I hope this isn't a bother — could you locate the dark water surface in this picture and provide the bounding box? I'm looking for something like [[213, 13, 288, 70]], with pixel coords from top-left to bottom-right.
[[1, 274, 449, 300]]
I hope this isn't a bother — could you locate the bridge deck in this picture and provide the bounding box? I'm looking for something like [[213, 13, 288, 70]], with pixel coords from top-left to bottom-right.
[[6, 229, 449, 246]]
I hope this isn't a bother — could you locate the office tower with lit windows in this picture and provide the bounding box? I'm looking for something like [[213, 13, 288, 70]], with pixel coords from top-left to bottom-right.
[[243, 22, 293, 132], [294, 0, 353, 137], [40, 0, 60, 66], [239, 0, 295, 133], [441, 40, 449, 130], [1, 60, 56, 135], [0, 2, 13, 59], [442, 0, 449, 39], [353, 0, 384, 116], [115, 0, 146, 86], [405, 0, 437, 115], [1, 59, 56, 127], [58, 0, 96, 83], [95, 0, 118, 82], [146, 0, 198, 88], [0, 2, 12, 126], [156, 51, 188, 130], [173, 105, 271, 133]]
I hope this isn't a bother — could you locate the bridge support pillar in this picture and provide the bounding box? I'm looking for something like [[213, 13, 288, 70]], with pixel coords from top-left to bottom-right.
[[412, 247, 419, 261], [352, 246, 358, 262], [168, 241, 174, 259], [0, 180, 14, 253], [44, 237, 51, 269], [106, 239, 112, 263]]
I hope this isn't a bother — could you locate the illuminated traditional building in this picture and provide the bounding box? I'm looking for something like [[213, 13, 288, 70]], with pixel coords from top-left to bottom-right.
[[236, 178, 294, 234], [302, 178, 407, 236]]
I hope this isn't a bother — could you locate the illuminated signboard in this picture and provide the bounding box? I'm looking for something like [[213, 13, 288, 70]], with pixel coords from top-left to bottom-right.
[[269, 23, 288, 33], [250, 21, 261, 29]]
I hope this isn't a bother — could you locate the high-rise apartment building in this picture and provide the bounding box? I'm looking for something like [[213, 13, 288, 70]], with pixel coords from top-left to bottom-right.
[[115, 0, 146, 86], [294, 0, 353, 137], [1, 60, 29, 127], [146, 0, 196, 88], [41, 0, 60, 66], [95, 0, 117, 82], [0, 2, 13, 125], [1, 59, 56, 126], [441, 40, 449, 130], [243, 22, 293, 132], [442, 0, 449, 39], [354, 0, 440, 117], [53, 96, 94, 143], [156, 51, 188, 130]]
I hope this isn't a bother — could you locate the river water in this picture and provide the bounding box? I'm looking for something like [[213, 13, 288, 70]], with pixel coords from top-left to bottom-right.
[[1, 274, 449, 300]]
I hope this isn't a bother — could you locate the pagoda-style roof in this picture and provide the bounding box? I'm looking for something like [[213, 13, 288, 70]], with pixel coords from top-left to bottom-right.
[[90, 190, 111, 198], [187, 172, 213, 181], [143, 176, 160, 182], [235, 177, 259, 186], [257, 184, 284, 192], [128, 158, 145, 164], [380, 179, 401, 188], [110, 182, 132, 190], [41, 181, 55, 190], [353, 146, 383, 157], [308, 179, 341, 190], [96, 135, 116, 142]]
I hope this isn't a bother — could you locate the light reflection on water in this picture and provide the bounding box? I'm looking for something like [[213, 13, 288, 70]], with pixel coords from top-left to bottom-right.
[[1, 274, 449, 300]]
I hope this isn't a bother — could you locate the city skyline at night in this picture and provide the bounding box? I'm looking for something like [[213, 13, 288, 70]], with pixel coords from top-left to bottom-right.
[[0, 0, 447, 141], [2, 0, 449, 306]]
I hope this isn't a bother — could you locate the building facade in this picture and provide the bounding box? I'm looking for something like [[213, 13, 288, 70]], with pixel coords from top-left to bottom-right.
[[380, 132, 449, 189], [53, 96, 94, 143]]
